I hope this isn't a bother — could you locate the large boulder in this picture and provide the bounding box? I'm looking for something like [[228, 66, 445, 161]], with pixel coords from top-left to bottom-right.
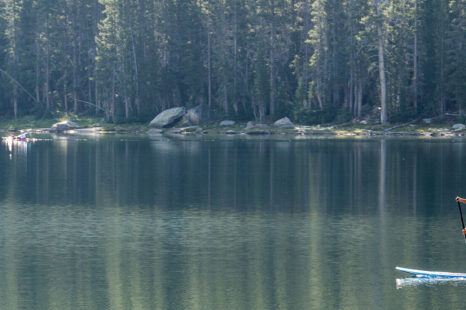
[[186, 105, 203, 124], [180, 105, 205, 126], [245, 121, 255, 129], [150, 107, 186, 128], [220, 120, 235, 126], [451, 123, 465, 131], [273, 117, 294, 129], [50, 120, 80, 131]]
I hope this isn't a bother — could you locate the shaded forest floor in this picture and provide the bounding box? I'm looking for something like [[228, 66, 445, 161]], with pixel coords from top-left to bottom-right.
[[0, 115, 465, 138]]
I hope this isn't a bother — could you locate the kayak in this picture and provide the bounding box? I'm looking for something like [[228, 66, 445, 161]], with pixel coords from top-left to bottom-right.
[[396, 266, 466, 278]]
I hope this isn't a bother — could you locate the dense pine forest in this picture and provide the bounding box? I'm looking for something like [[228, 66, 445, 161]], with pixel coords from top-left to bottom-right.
[[0, 0, 464, 124]]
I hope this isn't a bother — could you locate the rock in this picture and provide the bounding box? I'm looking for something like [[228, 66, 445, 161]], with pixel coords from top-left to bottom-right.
[[273, 117, 294, 129], [245, 121, 270, 129], [186, 105, 203, 124], [180, 105, 204, 125], [220, 120, 235, 126], [150, 107, 186, 128], [245, 121, 255, 129], [147, 128, 163, 135], [360, 120, 368, 125], [178, 118, 192, 126], [451, 123, 465, 131], [180, 126, 199, 134], [165, 128, 182, 134], [423, 118, 432, 124], [51, 120, 80, 131]]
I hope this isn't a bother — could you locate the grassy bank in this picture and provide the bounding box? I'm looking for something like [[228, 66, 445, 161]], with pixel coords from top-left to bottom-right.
[[1, 115, 465, 137]]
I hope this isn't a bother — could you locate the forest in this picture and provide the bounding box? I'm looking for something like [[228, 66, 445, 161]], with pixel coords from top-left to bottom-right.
[[0, 0, 464, 125]]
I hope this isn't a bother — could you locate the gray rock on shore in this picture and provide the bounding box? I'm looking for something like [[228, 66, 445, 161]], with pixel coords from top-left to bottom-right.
[[180, 105, 205, 126], [220, 120, 235, 126], [50, 120, 80, 131], [150, 107, 186, 128], [147, 128, 164, 135], [246, 121, 255, 129], [273, 117, 294, 128], [245, 121, 269, 129], [451, 123, 465, 131]]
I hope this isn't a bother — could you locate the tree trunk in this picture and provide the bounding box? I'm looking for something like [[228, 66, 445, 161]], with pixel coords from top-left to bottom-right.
[[220, 10, 229, 116], [95, 80, 99, 115], [243, 52, 249, 112], [223, 85, 228, 115], [459, 39, 463, 115], [45, 39, 50, 111], [111, 67, 116, 122], [35, 38, 40, 103], [356, 81, 362, 118], [332, 2, 337, 107], [377, 1, 387, 124], [125, 96, 129, 120], [64, 71, 68, 113], [13, 84, 18, 119], [73, 41, 78, 114], [269, 5, 275, 119], [413, 0, 418, 111], [316, 80, 323, 110], [349, 77, 353, 115], [438, 4, 446, 117], [269, 47, 275, 118], [207, 31, 212, 119], [130, 29, 140, 115], [259, 103, 266, 123], [233, 0, 238, 115]]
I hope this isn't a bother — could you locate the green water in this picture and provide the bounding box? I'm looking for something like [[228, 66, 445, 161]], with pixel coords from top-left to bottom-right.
[[1, 136, 466, 309]]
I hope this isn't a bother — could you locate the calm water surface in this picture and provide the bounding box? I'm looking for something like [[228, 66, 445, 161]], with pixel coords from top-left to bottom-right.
[[1, 136, 466, 309]]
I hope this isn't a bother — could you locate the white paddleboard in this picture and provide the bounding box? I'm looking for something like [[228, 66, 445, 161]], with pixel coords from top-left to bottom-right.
[[396, 266, 466, 278]]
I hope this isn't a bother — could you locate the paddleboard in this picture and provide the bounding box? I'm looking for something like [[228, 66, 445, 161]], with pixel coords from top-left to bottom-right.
[[396, 266, 466, 278]]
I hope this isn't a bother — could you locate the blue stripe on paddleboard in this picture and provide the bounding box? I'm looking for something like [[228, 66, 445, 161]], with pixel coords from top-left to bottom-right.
[[396, 266, 466, 278]]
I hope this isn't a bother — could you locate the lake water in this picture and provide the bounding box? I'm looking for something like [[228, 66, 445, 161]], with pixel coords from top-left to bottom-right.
[[1, 135, 466, 309]]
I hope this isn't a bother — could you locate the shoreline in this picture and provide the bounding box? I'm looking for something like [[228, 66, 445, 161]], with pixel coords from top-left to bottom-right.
[[1, 116, 465, 138], [1, 124, 465, 138]]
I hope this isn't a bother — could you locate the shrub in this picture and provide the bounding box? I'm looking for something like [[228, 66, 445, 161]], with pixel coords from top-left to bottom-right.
[[293, 105, 338, 125]]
